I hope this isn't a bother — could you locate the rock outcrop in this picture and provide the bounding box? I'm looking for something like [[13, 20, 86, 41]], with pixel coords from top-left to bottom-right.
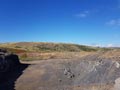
[[0, 49, 20, 80]]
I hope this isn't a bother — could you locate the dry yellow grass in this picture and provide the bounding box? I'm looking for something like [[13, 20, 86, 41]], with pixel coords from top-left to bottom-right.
[[73, 84, 114, 90], [99, 50, 120, 59], [18, 51, 96, 61], [0, 42, 119, 61]]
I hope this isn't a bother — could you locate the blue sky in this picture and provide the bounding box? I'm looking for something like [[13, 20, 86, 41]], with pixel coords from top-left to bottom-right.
[[0, 0, 120, 47]]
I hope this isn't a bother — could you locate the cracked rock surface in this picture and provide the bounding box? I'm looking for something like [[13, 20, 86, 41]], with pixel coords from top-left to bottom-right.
[[0, 53, 120, 90]]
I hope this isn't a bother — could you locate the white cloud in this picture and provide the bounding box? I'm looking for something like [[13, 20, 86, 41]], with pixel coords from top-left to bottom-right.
[[90, 43, 120, 48], [84, 11, 89, 14], [76, 13, 87, 18], [106, 19, 120, 26], [106, 20, 116, 25], [107, 44, 114, 47], [90, 43, 103, 47], [106, 44, 120, 47], [75, 10, 89, 18]]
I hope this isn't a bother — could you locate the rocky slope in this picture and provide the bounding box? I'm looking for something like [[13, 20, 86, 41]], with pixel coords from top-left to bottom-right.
[[0, 52, 120, 90], [0, 49, 20, 82]]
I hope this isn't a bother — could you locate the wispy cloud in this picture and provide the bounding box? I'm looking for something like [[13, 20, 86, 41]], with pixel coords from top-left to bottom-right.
[[107, 44, 114, 47], [106, 19, 120, 26], [106, 44, 120, 47], [90, 43, 103, 47], [90, 43, 120, 47], [75, 11, 89, 18]]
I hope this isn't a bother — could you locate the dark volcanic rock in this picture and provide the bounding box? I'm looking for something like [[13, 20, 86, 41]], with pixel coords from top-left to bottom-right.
[[0, 49, 20, 80]]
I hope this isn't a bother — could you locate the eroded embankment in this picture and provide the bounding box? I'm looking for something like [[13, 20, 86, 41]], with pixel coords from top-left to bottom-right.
[[15, 55, 120, 90], [1, 53, 120, 90]]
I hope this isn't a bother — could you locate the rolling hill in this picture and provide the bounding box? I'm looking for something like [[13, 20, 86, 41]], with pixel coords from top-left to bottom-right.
[[0, 42, 115, 61]]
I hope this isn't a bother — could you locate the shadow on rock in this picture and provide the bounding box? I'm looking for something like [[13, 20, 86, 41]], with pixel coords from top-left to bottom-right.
[[0, 63, 30, 90]]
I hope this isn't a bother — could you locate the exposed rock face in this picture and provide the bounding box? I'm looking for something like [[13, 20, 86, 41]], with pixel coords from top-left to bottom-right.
[[0, 49, 20, 80], [73, 59, 120, 85], [12, 55, 120, 90], [0, 52, 120, 90]]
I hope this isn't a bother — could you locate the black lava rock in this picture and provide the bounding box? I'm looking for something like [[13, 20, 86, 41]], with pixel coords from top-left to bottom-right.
[[0, 49, 20, 80]]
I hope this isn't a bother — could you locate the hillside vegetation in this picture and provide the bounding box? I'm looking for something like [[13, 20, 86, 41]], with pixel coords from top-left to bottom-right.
[[0, 42, 101, 52], [0, 42, 112, 61], [0, 43, 120, 90]]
